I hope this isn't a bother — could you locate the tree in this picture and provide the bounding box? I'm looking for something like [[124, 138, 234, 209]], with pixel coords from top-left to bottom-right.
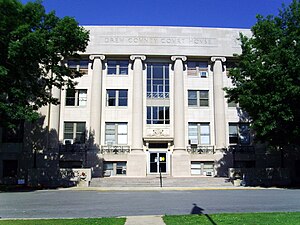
[[0, 0, 89, 125], [225, 0, 300, 148]]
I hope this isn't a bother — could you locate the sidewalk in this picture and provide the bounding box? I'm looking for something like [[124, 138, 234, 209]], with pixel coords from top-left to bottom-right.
[[64, 185, 268, 192], [125, 215, 165, 225]]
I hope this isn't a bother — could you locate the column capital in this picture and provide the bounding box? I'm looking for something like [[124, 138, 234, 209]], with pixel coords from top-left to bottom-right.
[[211, 56, 226, 63], [89, 54, 105, 61], [130, 55, 146, 61], [171, 55, 187, 62]]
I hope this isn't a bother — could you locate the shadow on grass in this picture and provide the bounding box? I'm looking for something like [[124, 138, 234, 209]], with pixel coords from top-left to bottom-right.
[[190, 203, 217, 225]]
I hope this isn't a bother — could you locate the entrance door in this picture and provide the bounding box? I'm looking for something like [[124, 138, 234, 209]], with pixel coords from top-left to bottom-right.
[[150, 152, 167, 173]]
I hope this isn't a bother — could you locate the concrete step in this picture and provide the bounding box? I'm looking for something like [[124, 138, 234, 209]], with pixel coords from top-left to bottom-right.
[[90, 177, 232, 187]]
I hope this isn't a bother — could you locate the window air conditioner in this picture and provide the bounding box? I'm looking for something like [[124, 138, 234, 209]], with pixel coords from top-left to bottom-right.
[[189, 139, 198, 146], [200, 71, 208, 78], [63, 139, 74, 145], [205, 171, 213, 176]]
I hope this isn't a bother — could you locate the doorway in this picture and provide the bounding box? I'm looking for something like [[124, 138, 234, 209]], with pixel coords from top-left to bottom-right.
[[150, 152, 167, 173]]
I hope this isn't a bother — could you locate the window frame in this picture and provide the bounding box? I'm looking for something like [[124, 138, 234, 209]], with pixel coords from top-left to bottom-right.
[[107, 60, 129, 76], [65, 89, 87, 107], [67, 60, 89, 73], [63, 122, 86, 144], [188, 90, 209, 107], [229, 123, 250, 145], [187, 61, 208, 77], [105, 122, 128, 145], [147, 106, 170, 124], [188, 123, 211, 145], [146, 63, 170, 99], [106, 89, 128, 107]]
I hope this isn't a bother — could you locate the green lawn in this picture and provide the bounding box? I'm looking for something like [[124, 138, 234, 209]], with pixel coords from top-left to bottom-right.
[[163, 212, 300, 225], [0, 218, 126, 225]]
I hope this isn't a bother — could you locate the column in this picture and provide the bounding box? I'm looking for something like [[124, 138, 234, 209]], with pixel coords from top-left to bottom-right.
[[130, 55, 146, 151], [89, 55, 105, 146], [171, 56, 187, 151], [211, 57, 226, 150], [171, 56, 190, 177], [127, 55, 146, 177]]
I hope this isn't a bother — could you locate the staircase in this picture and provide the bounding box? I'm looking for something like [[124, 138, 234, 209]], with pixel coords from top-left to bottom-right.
[[90, 176, 233, 188]]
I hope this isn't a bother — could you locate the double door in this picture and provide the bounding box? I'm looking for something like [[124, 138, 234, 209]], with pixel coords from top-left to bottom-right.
[[149, 152, 167, 173]]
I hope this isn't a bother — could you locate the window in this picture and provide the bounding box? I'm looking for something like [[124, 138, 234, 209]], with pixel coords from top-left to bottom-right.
[[187, 61, 208, 77], [107, 60, 129, 75], [191, 161, 214, 176], [64, 122, 86, 144], [147, 63, 169, 98], [147, 106, 170, 124], [229, 123, 250, 145], [188, 123, 210, 145], [106, 89, 128, 106], [103, 161, 127, 176], [68, 60, 89, 73], [105, 123, 128, 145], [65, 89, 87, 106], [2, 121, 24, 143], [188, 90, 209, 107]]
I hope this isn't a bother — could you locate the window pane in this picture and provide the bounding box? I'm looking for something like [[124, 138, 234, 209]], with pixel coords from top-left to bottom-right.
[[78, 90, 87, 106], [200, 90, 208, 98], [200, 136, 210, 145], [80, 60, 89, 69], [118, 124, 127, 134], [68, 60, 78, 69], [119, 90, 128, 106], [66, 89, 75, 106], [200, 124, 210, 134], [108, 68, 117, 75], [188, 91, 197, 106], [199, 99, 209, 106], [118, 135, 127, 144]]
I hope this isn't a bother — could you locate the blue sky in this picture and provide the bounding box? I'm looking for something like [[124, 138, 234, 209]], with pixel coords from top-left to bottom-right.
[[21, 0, 293, 28]]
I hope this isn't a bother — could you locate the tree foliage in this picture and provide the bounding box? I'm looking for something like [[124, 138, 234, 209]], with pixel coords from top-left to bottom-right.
[[0, 0, 89, 124], [225, 0, 300, 147]]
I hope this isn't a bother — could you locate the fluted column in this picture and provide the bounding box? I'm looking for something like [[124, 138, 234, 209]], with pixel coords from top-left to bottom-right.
[[211, 57, 226, 150], [130, 55, 146, 151], [171, 56, 187, 151], [89, 55, 105, 146]]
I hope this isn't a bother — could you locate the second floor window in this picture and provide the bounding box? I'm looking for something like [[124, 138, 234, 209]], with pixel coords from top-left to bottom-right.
[[188, 90, 209, 107], [107, 60, 129, 75], [65, 89, 87, 106], [106, 89, 128, 106], [147, 106, 170, 124], [229, 123, 250, 145], [188, 123, 210, 145], [147, 63, 169, 98], [63, 122, 86, 144]]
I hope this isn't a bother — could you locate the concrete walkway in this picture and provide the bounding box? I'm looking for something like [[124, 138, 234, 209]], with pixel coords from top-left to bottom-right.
[[125, 215, 165, 225]]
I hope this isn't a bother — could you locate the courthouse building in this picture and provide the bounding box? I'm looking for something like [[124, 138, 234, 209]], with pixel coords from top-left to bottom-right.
[[4, 26, 296, 185]]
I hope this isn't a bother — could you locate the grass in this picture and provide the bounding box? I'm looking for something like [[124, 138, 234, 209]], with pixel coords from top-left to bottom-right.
[[0, 218, 126, 225], [163, 212, 300, 225]]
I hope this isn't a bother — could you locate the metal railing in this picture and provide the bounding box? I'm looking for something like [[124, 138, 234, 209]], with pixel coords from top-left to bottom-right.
[[187, 145, 215, 154], [147, 92, 169, 99], [229, 145, 255, 153], [100, 145, 130, 154], [59, 143, 86, 153]]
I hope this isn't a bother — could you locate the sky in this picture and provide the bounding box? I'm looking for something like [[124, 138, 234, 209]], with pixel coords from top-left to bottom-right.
[[21, 0, 294, 28]]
